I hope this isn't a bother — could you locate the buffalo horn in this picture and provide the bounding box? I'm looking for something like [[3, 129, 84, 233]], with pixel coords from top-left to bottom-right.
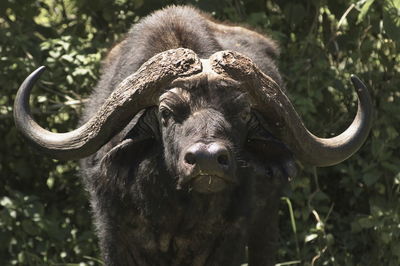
[[210, 51, 373, 167], [14, 48, 201, 160]]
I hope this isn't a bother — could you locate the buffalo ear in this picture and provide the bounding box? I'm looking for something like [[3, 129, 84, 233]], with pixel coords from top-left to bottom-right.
[[100, 138, 154, 181], [98, 137, 156, 196], [246, 113, 297, 181], [97, 108, 160, 195], [246, 138, 297, 181], [102, 106, 160, 178], [122, 107, 161, 142], [103, 106, 160, 174]]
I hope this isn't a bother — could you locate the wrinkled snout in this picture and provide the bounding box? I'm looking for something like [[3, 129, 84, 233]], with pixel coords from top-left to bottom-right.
[[180, 142, 236, 193]]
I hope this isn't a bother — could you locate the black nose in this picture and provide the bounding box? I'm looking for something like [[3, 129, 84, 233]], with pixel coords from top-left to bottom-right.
[[184, 142, 232, 175]]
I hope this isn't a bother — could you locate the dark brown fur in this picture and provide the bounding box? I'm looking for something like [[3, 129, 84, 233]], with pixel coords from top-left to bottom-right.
[[80, 6, 293, 266]]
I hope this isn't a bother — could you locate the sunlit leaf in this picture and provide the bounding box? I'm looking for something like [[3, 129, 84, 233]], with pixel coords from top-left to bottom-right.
[[383, 0, 400, 42], [305, 233, 318, 242], [357, 0, 375, 24]]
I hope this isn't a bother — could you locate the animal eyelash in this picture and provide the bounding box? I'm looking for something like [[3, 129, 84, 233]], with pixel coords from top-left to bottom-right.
[[160, 108, 173, 119]]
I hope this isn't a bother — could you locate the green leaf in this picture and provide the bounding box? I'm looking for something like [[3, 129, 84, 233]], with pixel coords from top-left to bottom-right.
[[358, 216, 374, 229], [351, 220, 362, 233], [305, 233, 318, 242], [362, 172, 380, 186], [133, 0, 144, 9], [0, 197, 14, 208], [357, 0, 375, 24], [383, 0, 400, 42], [21, 220, 40, 236], [395, 172, 400, 185], [284, 3, 306, 27], [47, 176, 55, 189]]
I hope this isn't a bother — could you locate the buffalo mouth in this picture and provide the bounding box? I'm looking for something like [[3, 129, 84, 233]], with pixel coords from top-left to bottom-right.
[[189, 174, 235, 194]]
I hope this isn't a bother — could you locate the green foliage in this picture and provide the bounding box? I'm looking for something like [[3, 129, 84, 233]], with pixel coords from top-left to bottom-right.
[[1, 0, 399, 265]]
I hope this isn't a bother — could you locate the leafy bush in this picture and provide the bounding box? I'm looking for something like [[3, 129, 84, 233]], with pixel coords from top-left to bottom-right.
[[1, 0, 399, 265]]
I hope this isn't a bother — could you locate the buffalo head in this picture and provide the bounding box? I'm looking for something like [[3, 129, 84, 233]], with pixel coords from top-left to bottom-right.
[[14, 48, 373, 193]]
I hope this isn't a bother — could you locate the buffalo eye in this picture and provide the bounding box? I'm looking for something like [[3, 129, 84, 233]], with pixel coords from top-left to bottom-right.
[[159, 107, 173, 125], [239, 107, 251, 123], [161, 108, 172, 119]]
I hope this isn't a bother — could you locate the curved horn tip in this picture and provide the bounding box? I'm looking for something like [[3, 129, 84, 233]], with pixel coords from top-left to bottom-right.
[[31, 66, 47, 77], [36, 65, 46, 71], [21, 66, 47, 87], [350, 74, 367, 91]]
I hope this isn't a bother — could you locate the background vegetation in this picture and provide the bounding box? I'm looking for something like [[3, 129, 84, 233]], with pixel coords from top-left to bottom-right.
[[1, 0, 399, 265]]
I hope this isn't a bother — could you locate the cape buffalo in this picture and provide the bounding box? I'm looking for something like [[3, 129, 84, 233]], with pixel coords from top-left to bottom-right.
[[14, 5, 372, 266]]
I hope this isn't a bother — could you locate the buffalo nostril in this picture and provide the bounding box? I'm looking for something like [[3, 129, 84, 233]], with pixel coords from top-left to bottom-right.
[[217, 154, 229, 166], [183, 142, 233, 172], [184, 152, 196, 165]]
